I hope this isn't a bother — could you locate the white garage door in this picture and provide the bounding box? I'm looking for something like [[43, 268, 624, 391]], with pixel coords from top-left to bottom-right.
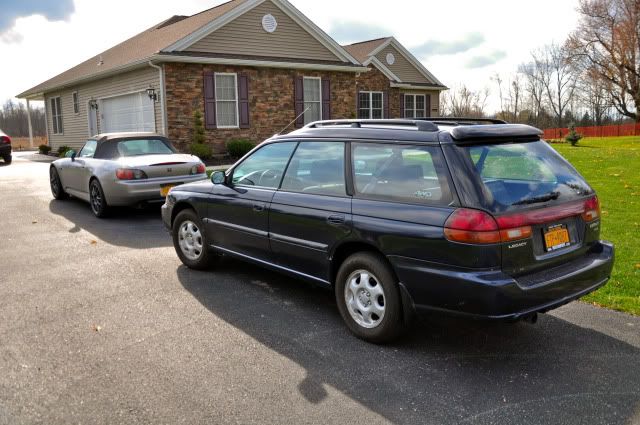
[[99, 92, 155, 133]]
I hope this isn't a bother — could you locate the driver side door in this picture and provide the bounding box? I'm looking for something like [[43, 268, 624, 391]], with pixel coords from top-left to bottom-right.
[[204, 142, 297, 261]]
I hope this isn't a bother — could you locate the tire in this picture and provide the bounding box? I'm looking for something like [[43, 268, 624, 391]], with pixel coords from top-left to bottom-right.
[[335, 252, 404, 343], [172, 209, 214, 270], [3, 154, 11, 164], [49, 166, 68, 200], [89, 179, 109, 218]]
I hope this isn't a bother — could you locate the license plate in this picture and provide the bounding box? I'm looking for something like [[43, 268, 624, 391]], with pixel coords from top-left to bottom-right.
[[160, 184, 175, 197], [544, 225, 570, 252]]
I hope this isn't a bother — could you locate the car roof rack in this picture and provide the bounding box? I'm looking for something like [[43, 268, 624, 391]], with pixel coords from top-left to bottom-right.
[[304, 119, 439, 132], [416, 117, 508, 126]]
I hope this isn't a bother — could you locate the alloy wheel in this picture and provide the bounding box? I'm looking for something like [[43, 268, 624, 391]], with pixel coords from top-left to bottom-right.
[[178, 220, 203, 261], [344, 269, 386, 329]]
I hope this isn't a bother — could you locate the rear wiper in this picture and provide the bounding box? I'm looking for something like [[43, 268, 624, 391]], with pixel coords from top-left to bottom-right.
[[511, 191, 560, 206]]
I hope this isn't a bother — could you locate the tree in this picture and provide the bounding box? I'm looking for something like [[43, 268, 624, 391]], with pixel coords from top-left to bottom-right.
[[568, 0, 640, 121], [440, 85, 490, 118], [518, 59, 547, 126], [0, 100, 46, 137]]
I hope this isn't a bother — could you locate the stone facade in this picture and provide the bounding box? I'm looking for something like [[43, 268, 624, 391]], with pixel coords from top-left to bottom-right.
[[165, 63, 356, 153], [164, 63, 440, 153]]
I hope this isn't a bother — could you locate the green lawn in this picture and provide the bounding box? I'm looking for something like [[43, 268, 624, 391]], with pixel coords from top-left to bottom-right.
[[552, 137, 640, 315]]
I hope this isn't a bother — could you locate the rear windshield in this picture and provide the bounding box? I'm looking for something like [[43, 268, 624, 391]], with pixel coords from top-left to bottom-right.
[[462, 141, 593, 212], [116, 138, 175, 157]]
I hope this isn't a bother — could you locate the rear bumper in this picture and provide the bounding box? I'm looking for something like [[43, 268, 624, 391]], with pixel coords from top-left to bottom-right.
[[0, 144, 11, 156], [105, 175, 206, 206], [390, 240, 614, 320]]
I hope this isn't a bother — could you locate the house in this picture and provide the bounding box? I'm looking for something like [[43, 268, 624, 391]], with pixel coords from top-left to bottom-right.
[[17, 0, 447, 152]]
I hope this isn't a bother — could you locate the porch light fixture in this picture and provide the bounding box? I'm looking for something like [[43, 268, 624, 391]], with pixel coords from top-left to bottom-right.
[[89, 100, 98, 110], [146, 88, 158, 102]]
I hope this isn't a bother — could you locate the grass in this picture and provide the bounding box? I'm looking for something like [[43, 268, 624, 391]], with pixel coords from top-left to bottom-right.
[[9, 136, 48, 150], [552, 136, 640, 315]]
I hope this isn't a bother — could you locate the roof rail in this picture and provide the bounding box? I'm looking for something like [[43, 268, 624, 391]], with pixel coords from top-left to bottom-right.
[[304, 119, 438, 132], [416, 117, 508, 125]]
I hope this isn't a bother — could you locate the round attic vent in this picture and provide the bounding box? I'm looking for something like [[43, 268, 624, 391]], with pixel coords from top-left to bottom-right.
[[386, 53, 396, 65], [262, 14, 277, 33]]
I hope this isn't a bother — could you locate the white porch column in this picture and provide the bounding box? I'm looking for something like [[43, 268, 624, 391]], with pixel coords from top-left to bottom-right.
[[26, 98, 34, 149]]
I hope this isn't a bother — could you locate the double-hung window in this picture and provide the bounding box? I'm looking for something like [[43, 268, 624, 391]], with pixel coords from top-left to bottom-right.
[[404, 94, 426, 118], [358, 92, 383, 119], [303, 77, 321, 125], [50, 96, 63, 135], [215, 73, 238, 128]]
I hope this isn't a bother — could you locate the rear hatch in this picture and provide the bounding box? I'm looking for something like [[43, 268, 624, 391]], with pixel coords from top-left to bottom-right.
[[449, 139, 601, 281]]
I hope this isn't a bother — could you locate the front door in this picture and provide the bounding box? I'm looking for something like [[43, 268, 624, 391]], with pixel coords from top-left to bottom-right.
[[269, 141, 352, 283], [205, 142, 297, 261], [88, 104, 98, 136]]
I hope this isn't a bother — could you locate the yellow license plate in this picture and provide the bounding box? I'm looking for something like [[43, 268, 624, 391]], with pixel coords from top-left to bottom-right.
[[544, 227, 570, 251], [160, 185, 175, 197]]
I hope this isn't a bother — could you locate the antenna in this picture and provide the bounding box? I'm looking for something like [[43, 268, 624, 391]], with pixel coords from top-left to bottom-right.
[[277, 107, 309, 135]]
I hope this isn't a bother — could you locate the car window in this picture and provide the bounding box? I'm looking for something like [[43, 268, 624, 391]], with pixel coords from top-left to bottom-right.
[[117, 139, 175, 157], [232, 142, 297, 189], [281, 142, 345, 196], [78, 140, 98, 158], [352, 143, 453, 205]]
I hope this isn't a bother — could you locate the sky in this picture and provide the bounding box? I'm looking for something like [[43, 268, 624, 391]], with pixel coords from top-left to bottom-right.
[[0, 0, 579, 112]]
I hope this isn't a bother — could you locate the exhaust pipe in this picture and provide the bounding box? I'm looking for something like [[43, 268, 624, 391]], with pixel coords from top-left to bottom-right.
[[522, 313, 538, 324]]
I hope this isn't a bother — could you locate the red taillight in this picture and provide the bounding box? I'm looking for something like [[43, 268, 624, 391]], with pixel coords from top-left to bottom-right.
[[116, 168, 147, 180], [0, 136, 10, 144], [196, 163, 206, 174], [444, 209, 501, 244], [582, 196, 600, 222]]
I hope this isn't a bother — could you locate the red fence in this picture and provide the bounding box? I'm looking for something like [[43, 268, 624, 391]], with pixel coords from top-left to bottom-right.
[[543, 123, 640, 140]]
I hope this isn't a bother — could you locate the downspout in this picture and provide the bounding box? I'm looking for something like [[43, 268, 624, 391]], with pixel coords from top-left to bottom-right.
[[148, 61, 167, 135]]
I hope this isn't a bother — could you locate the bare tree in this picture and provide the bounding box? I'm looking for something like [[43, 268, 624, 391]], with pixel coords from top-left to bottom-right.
[[518, 58, 547, 126], [0, 100, 46, 137], [568, 0, 640, 121], [440, 85, 490, 118]]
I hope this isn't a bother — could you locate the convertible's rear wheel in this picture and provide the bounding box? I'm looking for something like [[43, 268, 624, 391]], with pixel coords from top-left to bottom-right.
[[49, 167, 67, 200], [172, 209, 214, 270], [89, 179, 109, 218], [3, 154, 11, 164], [335, 252, 404, 343]]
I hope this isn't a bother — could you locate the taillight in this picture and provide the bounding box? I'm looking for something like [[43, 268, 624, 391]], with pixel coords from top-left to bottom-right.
[[0, 136, 10, 144], [582, 196, 600, 222], [116, 168, 147, 180], [444, 209, 532, 244], [191, 163, 206, 175]]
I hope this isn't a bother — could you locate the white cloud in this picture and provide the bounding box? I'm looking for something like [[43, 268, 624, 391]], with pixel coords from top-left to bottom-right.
[[0, 0, 580, 113]]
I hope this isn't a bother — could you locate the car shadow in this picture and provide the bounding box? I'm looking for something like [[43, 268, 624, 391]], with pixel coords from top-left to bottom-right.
[[177, 259, 640, 425], [48, 197, 172, 249]]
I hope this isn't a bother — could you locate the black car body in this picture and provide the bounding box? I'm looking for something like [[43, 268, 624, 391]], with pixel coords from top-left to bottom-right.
[[0, 129, 11, 163], [162, 119, 614, 342]]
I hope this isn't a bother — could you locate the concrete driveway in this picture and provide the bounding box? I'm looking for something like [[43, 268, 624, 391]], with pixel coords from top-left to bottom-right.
[[1, 153, 639, 425]]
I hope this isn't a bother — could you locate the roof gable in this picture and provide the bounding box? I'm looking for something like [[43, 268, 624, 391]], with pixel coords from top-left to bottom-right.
[[183, 0, 344, 62]]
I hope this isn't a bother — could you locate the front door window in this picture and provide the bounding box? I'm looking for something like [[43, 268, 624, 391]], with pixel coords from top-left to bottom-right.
[[232, 142, 297, 189]]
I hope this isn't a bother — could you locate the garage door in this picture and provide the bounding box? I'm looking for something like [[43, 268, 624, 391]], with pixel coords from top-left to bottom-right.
[[99, 92, 155, 133]]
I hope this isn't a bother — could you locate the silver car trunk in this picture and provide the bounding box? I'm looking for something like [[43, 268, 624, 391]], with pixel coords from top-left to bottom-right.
[[118, 154, 201, 178]]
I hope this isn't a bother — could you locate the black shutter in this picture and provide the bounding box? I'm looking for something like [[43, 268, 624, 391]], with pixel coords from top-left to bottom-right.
[[203, 72, 216, 129], [321, 79, 331, 120], [238, 74, 250, 129], [425, 94, 432, 117], [383, 91, 389, 118], [294, 76, 304, 128], [399, 93, 405, 118], [356, 89, 361, 118]]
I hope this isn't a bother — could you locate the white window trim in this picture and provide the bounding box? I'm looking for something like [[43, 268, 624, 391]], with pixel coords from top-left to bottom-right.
[[358, 91, 384, 119], [72, 91, 79, 114], [50, 96, 63, 135], [404, 94, 427, 118], [215, 72, 239, 129], [303, 76, 322, 124]]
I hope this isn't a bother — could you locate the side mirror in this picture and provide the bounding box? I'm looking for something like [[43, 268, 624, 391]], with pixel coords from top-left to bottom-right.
[[65, 150, 77, 160], [211, 170, 226, 185]]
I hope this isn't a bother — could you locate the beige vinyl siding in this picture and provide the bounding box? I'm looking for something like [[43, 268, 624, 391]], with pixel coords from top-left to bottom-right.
[[376, 46, 431, 84], [45, 67, 162, 150], [186, 0, 342, 62]]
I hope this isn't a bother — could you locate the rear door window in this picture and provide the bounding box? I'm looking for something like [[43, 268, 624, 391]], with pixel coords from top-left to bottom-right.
[[352, 143, 454, 205], [464, 141, 593, 212], [280, 142, 346, 196]]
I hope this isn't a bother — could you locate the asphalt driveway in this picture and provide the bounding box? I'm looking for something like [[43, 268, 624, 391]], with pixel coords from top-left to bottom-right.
[[0, 153, 639, 425]]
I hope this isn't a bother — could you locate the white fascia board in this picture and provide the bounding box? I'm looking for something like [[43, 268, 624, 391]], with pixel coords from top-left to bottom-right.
[[157, 54, 369, 72], [390, 82, 448, 91], [164, 0, 266, 52], [387, 37, 445, 86], [365, 57, 401, 82]]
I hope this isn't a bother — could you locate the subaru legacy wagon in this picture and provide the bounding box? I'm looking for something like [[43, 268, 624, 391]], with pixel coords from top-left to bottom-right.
[[162, 119, 614, 343]]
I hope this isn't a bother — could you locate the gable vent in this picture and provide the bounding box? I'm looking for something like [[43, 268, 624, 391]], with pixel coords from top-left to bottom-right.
[[262, 14, 278, 33]]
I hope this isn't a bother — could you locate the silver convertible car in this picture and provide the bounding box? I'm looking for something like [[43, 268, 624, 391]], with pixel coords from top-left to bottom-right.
[[49, 133, 207, 217]]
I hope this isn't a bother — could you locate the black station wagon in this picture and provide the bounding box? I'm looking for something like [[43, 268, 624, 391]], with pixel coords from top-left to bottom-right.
[[162, 118, 614, 343]]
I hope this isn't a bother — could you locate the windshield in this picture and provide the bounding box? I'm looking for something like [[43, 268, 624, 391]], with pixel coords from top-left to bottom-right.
[[462, 141, 593, 213], [116, 138, 175, 157]]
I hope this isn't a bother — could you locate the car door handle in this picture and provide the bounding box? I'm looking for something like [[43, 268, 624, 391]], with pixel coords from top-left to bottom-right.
[[327, 215, 346, 225], [253, 203, 265, 212]]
